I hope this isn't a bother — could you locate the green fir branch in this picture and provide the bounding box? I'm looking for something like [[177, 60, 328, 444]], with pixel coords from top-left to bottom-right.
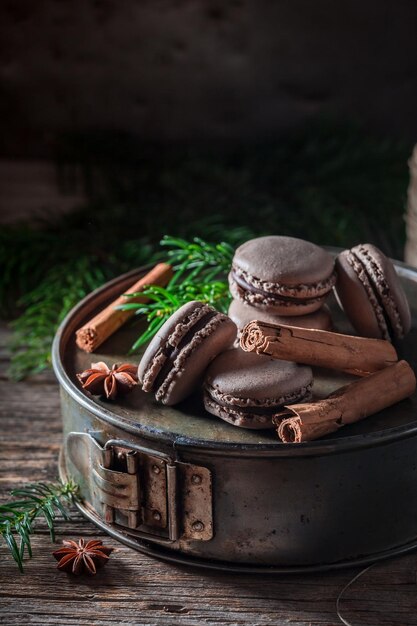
[[161, 235, 234, 276], [0, 480, 79, 572]]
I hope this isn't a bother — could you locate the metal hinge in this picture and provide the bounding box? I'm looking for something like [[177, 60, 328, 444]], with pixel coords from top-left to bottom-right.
[[65, 432, 213, 543]]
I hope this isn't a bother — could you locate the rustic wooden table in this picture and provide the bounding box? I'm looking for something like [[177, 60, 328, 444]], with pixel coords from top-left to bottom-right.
[[1, 322, 417, 626]]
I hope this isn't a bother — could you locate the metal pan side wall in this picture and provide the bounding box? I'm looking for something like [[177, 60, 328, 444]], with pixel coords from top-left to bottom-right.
[[60, 388, 417, 567]]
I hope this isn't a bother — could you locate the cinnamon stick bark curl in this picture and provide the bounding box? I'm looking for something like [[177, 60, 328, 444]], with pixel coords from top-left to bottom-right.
[[240, 321, 398, 375], [273, 360, 416, 443]]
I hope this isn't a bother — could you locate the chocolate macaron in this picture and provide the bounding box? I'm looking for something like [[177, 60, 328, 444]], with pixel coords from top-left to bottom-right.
[[335, 243, 411, 341], [138, 301, 237, 405], [203, 348, 313, 429], [228, 299, 333, 333], [229, 236, 336, 315]]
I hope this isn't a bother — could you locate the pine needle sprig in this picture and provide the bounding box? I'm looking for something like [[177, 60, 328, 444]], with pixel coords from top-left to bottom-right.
[[0, 480, 79, 572], [121, 236, 233, 351], [161, 235, 234, 277]]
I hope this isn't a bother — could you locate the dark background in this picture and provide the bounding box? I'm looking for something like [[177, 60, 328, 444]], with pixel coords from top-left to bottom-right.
[[1, 0, 417, 229], [1, 0, 417, 379], [1, 0, 417, 155]]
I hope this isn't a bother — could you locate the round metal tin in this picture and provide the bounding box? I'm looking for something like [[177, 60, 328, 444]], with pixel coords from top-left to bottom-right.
[[53, 258, 417, 573]]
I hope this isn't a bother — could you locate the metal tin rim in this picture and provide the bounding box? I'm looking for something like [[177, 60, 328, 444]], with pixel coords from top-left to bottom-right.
[[52, 258, 417, 457], [59, 447, 417, 574]]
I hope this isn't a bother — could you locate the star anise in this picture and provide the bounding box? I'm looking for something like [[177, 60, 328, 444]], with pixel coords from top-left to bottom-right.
[[53, 538, 114, 575], [77, 361, 138, 400]]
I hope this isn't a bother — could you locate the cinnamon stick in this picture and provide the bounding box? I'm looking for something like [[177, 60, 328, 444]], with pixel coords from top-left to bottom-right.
[[273, 360, 416, 443], [240, 321, 398, 376], [75, 263, 173, 352]]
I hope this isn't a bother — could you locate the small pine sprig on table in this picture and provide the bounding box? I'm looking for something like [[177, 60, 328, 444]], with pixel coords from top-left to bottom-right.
[[120, 236, 234, 351], [0, 480, 79, 572]]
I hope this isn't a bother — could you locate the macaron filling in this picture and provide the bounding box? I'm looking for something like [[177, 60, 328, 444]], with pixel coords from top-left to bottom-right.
[[230, 267, 336, 300], [229, 269, 336, 311], [203, 382, 313, 428], [347, 246, 404, 339]]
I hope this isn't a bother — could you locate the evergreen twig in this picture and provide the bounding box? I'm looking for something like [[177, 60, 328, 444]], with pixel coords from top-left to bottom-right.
[[0, 480, 79, 572], [161, 235, 234, 275]]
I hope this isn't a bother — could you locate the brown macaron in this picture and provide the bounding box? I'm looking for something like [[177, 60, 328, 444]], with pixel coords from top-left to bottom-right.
[[228, 299, 333, 333], [229, 236, 336, 315], [335, 243, 411, 341], [203, 348, 313, 429], [138, 301, 237, 405]]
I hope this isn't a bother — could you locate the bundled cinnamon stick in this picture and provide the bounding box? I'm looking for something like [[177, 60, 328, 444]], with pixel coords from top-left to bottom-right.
[[76, 263, 173, 352], [273, 360, 416, 443], [240, 321, 398, 376]]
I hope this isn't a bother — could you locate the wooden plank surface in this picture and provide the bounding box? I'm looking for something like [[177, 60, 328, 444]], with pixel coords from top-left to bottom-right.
[[1, 322, 417, 626]]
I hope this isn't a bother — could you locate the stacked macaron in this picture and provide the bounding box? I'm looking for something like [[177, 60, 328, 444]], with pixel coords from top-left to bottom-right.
[[137, 236, 412, 432], [228, 236, 335, 333], [203, 349, 313, 429]]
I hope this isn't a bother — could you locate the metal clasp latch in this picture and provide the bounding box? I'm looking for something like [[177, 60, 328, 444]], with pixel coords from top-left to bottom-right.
[[65, 433, 213, 543], [98, 439, 179, 541]]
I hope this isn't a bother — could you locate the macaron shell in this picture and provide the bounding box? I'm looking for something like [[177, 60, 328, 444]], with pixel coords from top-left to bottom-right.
[[138, 301, 209, 384], [160, 315, 237, 405], [204, 349, 313, 405], [228, 298, 333, 331], [356, 244, 411, 338], [335, 250, 384, 339], [335, 245, 411, 340], [233, 236, 335, 286]]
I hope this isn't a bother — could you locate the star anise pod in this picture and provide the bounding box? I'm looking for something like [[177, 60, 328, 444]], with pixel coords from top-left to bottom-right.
[[77, 361, 138, 400], [53, 538, 114, 575]]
